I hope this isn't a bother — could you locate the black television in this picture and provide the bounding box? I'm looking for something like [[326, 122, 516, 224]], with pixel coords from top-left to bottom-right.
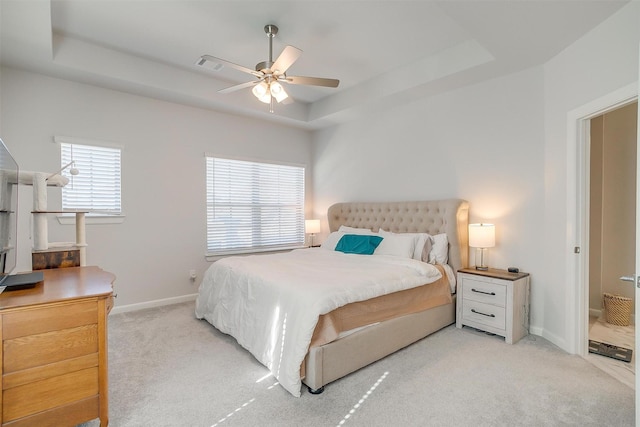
[[0, 137, 42, 290]]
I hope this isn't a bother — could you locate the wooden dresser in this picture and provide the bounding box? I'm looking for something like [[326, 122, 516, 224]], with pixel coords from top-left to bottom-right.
[[0, 266, 114, 427]]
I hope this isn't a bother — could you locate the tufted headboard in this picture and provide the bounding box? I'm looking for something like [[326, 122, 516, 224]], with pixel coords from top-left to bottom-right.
[[327, 199, 469, 273]]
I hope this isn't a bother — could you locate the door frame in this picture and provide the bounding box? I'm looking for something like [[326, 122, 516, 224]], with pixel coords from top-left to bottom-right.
[[568, 82, 637, 357]]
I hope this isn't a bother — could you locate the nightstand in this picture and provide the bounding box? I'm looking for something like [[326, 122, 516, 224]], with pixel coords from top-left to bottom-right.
[[456, 267, 530, 344]]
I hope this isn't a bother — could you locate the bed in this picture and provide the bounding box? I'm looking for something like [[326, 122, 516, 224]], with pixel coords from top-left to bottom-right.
[[195, 199, 469, 396]]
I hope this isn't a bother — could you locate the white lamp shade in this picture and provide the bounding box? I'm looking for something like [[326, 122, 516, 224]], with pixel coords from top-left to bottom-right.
[[469, 223, 495, 248], [270, 81, 288, 103], [305, 219, 321, 234], [252, 81, 271, 103]]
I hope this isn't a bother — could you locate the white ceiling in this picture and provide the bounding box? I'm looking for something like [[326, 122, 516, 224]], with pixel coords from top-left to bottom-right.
[[0, 0, 629, 130]]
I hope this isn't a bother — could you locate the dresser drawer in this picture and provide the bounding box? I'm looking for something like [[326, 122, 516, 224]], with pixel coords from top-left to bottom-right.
[[3, 324, 98, 373], [3, 367, 99, 423], [462, 278, 506, 307], [2, 300, 98, 340], [461, 300, 506, 330]]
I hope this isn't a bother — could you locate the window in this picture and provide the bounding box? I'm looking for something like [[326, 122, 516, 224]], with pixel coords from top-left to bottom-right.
[[206, 156, 305, 255], [59, 140, 122, 215]]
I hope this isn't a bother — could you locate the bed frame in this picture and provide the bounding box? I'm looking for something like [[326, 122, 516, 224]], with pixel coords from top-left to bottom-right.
[[302, 199, 469, 394]]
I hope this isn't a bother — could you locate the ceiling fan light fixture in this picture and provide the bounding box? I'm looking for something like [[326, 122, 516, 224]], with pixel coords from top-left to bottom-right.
[[258, 93, 272, 104], [200, 24, 339, 112], [252, 81, 271, 103], [270, 81, 288, 103]]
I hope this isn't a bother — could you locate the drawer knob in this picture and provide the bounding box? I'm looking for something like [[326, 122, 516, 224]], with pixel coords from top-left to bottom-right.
[[471, 308, 495, 318], [471, 288, 496, 296]]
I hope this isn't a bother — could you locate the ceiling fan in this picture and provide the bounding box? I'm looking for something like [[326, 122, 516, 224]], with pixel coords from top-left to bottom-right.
[[196, 24, 340, 113]]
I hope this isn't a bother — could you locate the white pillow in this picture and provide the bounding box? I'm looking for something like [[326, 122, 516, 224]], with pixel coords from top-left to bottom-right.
[[338, 225, 377, 235], [373, 233, 417, 258], [428, 233, 449, 264], [321, 231, 344, 250], [379, 229, 432, 262]]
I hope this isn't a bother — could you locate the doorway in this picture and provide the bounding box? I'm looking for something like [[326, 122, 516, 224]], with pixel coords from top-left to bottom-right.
[[585, 102, 637, 389]]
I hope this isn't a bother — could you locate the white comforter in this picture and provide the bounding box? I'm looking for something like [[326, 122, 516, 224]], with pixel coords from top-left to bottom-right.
[[194, 248, 442, 397]]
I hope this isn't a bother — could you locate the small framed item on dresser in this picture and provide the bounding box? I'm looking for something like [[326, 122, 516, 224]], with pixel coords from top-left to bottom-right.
[[456, 267, 530, 344]]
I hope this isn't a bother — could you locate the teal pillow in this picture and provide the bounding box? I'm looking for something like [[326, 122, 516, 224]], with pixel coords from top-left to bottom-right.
[[335, 234, 384, 255]]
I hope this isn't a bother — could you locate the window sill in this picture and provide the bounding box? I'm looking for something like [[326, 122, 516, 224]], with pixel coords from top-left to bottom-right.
[[57, 214, 125, 225]]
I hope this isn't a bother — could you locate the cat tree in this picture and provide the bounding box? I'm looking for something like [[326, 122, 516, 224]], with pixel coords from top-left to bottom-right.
[[24, 166, 87, 267]]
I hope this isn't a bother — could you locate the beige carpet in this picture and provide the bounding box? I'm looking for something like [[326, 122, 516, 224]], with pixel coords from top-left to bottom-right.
[[82, 302, 634, 426]]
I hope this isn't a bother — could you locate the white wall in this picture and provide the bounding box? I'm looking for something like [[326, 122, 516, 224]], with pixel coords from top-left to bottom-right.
[[313, 2, 640, 353], [0, 67, 312, 309], [313, 65, 547, 326], [542, 2, 640, 350]]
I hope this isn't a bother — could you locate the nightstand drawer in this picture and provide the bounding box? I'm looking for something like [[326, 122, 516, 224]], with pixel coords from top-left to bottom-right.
[[461, 279, 506, 307], [462, 300, 506, 330]]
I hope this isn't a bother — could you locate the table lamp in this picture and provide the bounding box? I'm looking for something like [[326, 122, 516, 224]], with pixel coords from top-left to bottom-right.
[[469, 223, 495, 271], [305, 219, 321, 247]]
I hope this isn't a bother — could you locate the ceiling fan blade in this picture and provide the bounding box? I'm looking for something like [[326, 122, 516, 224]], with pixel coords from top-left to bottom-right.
[[272, 46, 302, 74], [218, 80, 260, 94], [196, 55, 261, 77], [284, 76, 340, 88]]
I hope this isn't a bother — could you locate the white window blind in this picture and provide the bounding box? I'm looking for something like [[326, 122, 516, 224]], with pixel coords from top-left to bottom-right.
[[61, 142, 122, 214], [206, 156, 305, 255]]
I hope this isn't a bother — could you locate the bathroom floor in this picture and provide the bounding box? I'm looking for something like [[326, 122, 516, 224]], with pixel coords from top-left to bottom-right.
[[587, 314, 635, 389]]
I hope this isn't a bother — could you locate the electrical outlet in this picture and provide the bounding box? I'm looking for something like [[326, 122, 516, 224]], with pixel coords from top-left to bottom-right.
[[189, 270, 197, 280]]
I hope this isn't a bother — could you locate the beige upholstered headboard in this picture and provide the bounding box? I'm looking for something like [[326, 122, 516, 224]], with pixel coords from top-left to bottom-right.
[[327, 199, 469, 273]]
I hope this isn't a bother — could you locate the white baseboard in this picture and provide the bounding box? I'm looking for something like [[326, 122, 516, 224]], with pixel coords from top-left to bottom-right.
[[111, 293, 198, 315], [529, 325, 543, 337], [529, 326, 567, 353]]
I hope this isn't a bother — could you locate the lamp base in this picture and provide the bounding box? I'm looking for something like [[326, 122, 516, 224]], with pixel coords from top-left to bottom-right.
[[474, 248, 489, 271]]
